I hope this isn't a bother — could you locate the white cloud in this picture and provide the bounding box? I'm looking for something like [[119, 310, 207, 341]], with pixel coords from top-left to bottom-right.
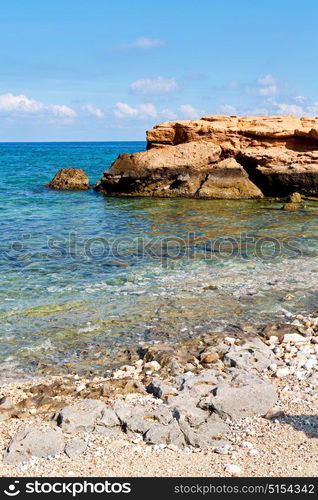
[[48, 104, 76, 118], [113, 102, 158, 120], [114, 36, 164, 50], [273, 102, 303, 116], [133, 36, 164, 49], [294, 95, 306, 103], [220, 104, 237, 114], [130, 76, 177, 95], [258, 74, 276, 85], [161, 108, 177, 120], [179, 104, 203, 119], [246, 74, 278, 97], [227, 80, 239, 89], [0, 93, 43, 113], [306, 102, 318, 115], [0, 92, 77, 120], [81, 104, 104, 118], [258, 85, 278, 97]]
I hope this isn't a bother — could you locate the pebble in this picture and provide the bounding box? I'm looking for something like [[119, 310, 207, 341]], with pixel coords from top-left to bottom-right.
[[214, 445, 231, 455], [144, 361, 161, 371], [275, 367, 290, 378], [248, 449, 259, 456], [224, 464, 241, 476]]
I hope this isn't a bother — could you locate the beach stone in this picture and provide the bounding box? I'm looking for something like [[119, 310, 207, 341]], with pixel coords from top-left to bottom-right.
[[47, 168, 89, 190], [224, 464, 242, 476], [4, 427, 65, 464], [144, 361, 161, 371], [207, 372, 277, 420], [282, 333, 308, 344], [64, 438, 87, 458], [275, 367, 290, 378], [179, 419, 229, 448], [56, 399, 106, 432], [99, 407, 121, 428], [200, 352, 219, 364], [94, 426, 123, 437], [147, 379, 179, 399], [180, 370, 218, 399], [172, 404, 207, 428], [144, 421, 185, 447], [0, 396, 14, 409], [116, 405, 173, 435], [224, 337, 275, 372]]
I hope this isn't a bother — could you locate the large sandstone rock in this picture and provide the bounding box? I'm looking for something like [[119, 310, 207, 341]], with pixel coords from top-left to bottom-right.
[[47, 168, 89, 190], [94, 115, 318, 198]]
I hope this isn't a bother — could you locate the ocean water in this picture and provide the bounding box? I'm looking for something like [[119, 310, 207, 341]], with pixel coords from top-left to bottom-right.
[[1, 141, 318, 378]]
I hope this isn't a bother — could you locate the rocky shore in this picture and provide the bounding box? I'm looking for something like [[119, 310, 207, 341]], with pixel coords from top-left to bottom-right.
[[0, 312, 317, 477], [94, 115, 318, 199]]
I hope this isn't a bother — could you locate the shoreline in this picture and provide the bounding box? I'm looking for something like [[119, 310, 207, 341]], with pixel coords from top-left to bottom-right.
[[0, 311, 317, 477]]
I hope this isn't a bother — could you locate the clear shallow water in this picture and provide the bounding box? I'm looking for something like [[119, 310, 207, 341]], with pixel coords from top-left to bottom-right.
[[1, 142, 318, 378]]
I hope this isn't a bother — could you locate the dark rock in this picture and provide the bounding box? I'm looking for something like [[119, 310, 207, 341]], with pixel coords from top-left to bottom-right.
[[47, 168, 89, 191]]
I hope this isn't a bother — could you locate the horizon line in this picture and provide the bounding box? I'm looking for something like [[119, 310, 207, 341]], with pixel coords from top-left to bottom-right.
[[0, 140, 146, 143]]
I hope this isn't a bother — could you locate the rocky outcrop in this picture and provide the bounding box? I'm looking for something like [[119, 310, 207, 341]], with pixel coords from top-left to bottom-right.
[[47, 168, 89, 190], [94, 115, 318, 199]]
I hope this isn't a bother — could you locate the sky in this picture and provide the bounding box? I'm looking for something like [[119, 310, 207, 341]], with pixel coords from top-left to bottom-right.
[[1, 0, 318, 141]]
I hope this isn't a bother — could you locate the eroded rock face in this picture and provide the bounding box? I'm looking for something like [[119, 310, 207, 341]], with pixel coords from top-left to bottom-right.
[[47, 168, 89, 190], [94, 115, 318, 198]]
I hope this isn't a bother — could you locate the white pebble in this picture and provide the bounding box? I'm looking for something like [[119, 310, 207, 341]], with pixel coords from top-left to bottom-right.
[[275, 367, 290, 378], [248, 449, 259, 456], [224, 464, 241, 476]]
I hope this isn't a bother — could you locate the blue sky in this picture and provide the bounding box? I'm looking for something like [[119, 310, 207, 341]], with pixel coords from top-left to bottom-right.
[[1, 0, 318, 141]]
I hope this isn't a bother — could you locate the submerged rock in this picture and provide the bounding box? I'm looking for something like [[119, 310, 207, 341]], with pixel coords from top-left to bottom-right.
[[95, 115, 318, 199], [47, 168, 89, 190], [282, 202, 300, 210], [289, 192, 302, 203]]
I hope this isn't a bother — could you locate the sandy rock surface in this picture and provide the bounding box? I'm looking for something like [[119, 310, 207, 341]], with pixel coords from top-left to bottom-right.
[[95, 115, 318, 199]]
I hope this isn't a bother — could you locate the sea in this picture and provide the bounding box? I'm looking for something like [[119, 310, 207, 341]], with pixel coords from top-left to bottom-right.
[[1, 141, 318, 379]]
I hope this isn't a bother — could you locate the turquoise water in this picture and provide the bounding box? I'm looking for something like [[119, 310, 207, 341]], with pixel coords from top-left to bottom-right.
[[1, 142, 318, 378]]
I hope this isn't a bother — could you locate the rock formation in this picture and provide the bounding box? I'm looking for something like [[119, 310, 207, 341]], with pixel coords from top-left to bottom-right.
[[47, 168, 89, 190], [94, 115, 318, 199]]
